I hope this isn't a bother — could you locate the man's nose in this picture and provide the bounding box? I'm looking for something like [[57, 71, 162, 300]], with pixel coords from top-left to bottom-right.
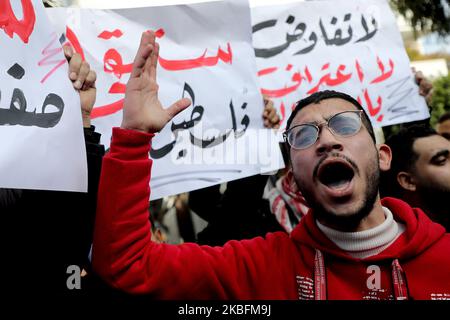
[[315, 126, 343, 155]]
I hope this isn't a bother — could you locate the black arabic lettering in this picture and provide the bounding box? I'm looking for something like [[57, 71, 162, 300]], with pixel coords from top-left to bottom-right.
[[355, 14, 378, 43], [149, 140, 176, 159], [189, 99, 249, 148], [0, 64, 64, 128], [319, 13, 353, 46], [229, 101, 249, 139], [7, 63, 25, 79], [0, 88, 64, 128], [189, 128, 232, 148], [150, 82, 199, 159], [234, 102, 249, 138], [253, 15, 308, 58], [170, 84, 203, 132], [150, 82, 250, 158], [171, 105, 204, 132], [294, 31, 318, 55]]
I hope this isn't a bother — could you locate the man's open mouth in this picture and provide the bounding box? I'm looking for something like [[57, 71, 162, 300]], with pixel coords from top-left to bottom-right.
[[317, 160, 355, 190]]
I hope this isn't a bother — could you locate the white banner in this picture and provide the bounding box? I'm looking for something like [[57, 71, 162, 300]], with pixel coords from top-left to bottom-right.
[[48, 0, 284, 200], [251, 0, 430, 128], [0, 0, 87, 192]]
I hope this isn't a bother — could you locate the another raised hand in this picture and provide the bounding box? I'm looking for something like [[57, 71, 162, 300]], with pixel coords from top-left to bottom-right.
[[121, 31, 191, 133]]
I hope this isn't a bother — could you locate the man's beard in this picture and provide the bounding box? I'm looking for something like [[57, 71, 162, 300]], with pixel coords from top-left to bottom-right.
[[296, 154, 380, 230]]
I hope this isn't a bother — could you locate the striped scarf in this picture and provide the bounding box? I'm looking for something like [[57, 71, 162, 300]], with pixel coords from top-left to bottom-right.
[[267, 171, 310, 233]]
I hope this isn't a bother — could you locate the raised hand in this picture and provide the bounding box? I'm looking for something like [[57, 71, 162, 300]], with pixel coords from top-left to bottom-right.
[[121, 31, 191, 133], [63, 45, 97, 128]]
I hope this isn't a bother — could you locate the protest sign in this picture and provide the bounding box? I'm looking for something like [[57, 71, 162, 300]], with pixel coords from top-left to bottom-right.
[[251, 0, 429, 128], [0, 0, 87, 192], [48, 0, 283, 199]]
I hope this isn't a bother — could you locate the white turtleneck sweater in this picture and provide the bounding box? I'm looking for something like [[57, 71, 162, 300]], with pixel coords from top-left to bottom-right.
[[316, 207, 406, 259]]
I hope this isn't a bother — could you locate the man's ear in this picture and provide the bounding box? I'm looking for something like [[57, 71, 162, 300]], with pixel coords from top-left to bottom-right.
[[378, 144, 392, 172], [397, 172, 417, 192]]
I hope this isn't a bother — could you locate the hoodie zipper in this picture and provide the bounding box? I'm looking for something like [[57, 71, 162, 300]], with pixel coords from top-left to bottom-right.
[[314, 249, 327, 300], [392, 259, 409, 300], [313, 250, 410, 300]]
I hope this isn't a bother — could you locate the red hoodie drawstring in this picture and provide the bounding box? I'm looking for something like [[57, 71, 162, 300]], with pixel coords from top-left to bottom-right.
[[392, 259, 409, 300], [314, 249, 327, 300]]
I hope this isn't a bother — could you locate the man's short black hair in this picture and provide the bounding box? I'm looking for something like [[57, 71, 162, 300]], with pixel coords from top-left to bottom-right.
[[286, 90, 376, 144], [381, 124, 437, 197], [438, 112, 450, 124]]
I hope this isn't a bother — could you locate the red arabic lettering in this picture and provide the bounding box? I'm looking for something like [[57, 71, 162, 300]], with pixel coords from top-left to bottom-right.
[[0, 0, 35, 43], [66, 26, 85, 61], [158, 43, 232, 71], [307, 64, 352, 94], [103, 48, 133, 78], [91, 99, 124, 119], [370, 56, 394, 84], [38, 33, 66, 83], [108, 82, 126, 94], [321, 63, 330, 70], [98, 29, 123, 40], [304, 66, 313, 83], [92, 28, 167, 119], [279, 101, 286, 124], [361, 89, 383, 120], [355, 60, 364, 83], [258, 67, 277, 77], [260, 70, 302, 98]]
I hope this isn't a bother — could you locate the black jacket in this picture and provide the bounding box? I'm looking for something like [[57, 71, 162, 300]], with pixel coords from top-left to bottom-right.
[[190, 174, 285, 246], [1, 126, 105, 295]]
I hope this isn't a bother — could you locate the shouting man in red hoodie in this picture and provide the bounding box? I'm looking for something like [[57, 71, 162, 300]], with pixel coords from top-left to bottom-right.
[[93, 31, 450, 300]]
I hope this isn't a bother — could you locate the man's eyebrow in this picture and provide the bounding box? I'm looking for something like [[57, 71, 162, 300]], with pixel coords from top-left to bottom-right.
[[302, 115, 333, 126], [430, 149, 450, 162]]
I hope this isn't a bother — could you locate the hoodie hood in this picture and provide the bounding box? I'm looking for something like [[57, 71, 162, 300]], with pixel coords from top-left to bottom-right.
[[291, 197, 446, 262]]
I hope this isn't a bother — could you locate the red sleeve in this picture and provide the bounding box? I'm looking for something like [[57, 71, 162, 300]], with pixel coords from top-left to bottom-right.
[[92, 127, 286, 299]]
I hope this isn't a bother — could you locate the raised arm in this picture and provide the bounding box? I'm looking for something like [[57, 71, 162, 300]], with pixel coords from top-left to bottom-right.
[[92, 31, 291, 299]]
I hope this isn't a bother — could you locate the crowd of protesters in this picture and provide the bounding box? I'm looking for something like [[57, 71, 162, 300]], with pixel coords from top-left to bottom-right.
[[88, 31, 449, 300], [1, 10, 449, 301]]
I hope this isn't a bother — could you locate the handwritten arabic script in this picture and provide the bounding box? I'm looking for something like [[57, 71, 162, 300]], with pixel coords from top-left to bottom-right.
[[0, 0, 88, 192], [0, 0, 36, 44], [61, 26, 234, 120], [0, 1, 64, 128], [254, 12, 378, 58], [252, 0, 429, 128], [0, 63, 64, 127]]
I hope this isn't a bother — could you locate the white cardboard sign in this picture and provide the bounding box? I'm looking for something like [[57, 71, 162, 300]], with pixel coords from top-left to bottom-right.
[[0, 0, 87, 192]]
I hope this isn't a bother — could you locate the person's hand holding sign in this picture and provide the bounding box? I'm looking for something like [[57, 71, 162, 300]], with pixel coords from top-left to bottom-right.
[[262, 95, 280, 129], [63, 45, 97, 128]]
